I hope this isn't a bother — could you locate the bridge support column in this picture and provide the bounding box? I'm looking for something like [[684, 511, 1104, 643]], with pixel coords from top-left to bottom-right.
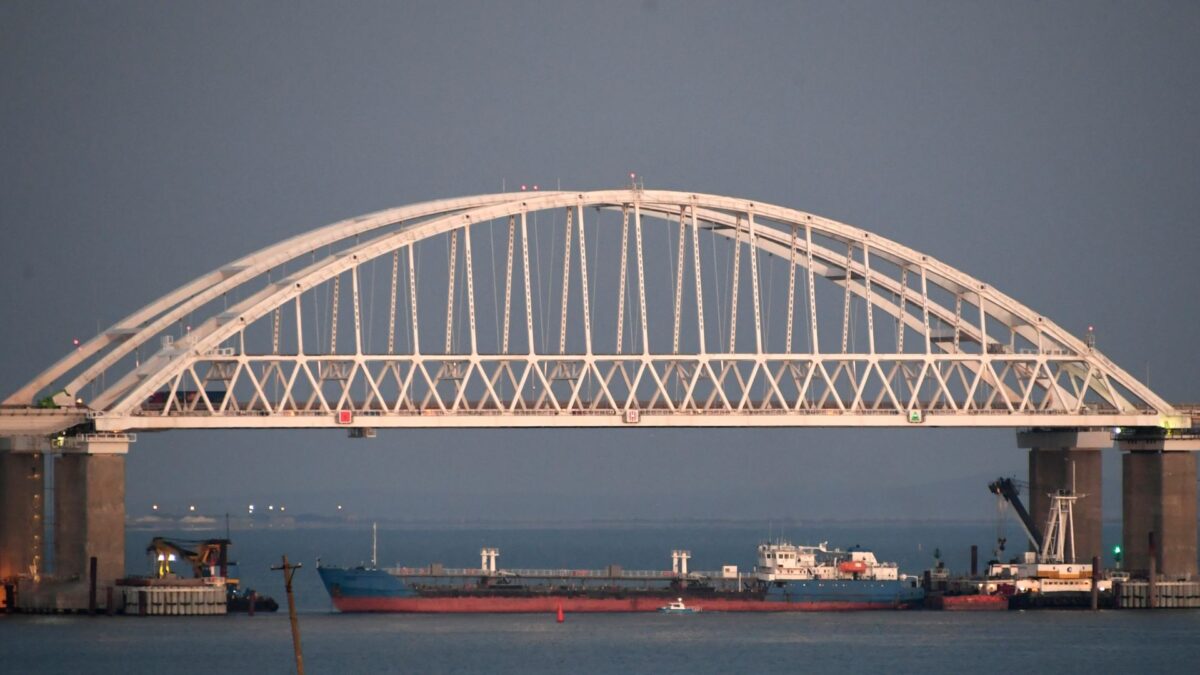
[[0, 438, 47, 585], [53, 436, 128, 608], [1119, 438, 1199, 580], [1018, 430, 1110, 564]]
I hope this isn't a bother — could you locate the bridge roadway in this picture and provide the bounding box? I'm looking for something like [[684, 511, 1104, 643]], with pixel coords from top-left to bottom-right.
[[1, 189, 1196, 610]]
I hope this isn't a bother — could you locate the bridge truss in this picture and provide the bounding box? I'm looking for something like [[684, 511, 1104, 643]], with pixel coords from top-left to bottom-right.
[[1, 189, 1185, 433]]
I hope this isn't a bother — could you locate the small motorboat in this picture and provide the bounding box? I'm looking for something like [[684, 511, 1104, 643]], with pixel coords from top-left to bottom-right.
[[658, 598, 699, 614]]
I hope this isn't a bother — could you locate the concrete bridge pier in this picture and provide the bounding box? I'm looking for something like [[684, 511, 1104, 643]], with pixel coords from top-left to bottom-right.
[[51, 436, 128, 608], [0, 437, 47, 585], [1017, 429, 1110, 564], [1119, 437, 1199, 580]]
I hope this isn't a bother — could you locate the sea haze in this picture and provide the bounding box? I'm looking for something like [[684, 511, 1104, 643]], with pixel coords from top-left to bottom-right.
[[3, 523, 1199, 675]]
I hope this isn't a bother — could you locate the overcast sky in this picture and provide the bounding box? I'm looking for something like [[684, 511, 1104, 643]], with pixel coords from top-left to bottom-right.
[[2, 1, 1197, 522]]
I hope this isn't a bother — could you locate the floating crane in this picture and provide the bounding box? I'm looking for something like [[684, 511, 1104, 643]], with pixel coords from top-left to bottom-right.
[[145, 536, 277, 613], [985, 477, 1105, 607], [147, 537, 230, 580]]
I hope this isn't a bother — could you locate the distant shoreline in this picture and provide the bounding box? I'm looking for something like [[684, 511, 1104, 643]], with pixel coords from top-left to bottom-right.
[[126, 514, 1127, 532]]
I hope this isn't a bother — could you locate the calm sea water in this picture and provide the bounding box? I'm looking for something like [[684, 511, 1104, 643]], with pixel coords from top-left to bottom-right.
[[4, 523, 1198, 674]]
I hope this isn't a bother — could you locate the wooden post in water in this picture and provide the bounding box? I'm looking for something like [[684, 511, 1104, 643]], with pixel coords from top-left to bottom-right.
[[1148, 532, 1157, 609], [88, 557, 98, 614], [1090, 555, 1100, 610], [273, 556, 305, 675]]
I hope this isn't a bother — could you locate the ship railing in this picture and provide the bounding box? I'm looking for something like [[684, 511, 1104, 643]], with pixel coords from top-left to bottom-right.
[[384, 566, 713, 580], [502, 568, 677, 579]]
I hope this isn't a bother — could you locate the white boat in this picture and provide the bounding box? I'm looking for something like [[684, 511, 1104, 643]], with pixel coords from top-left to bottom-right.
[[658, 598, 699, 614]]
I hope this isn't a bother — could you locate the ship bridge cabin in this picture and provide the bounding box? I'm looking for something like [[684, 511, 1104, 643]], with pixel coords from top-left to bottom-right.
[[755, 541, 900, 581], [755, 541, 828, 581]]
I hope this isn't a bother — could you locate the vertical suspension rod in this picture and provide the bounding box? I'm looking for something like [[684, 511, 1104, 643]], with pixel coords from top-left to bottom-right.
[[978, 292, 987, 354], [978, 292, 992, 409], [463, 222, 478, 355], [786, 224, 797, 355], [502, 215, 515, 355], [407, 245, 421, 355], [805, 223, 819, 354], [558, 208, 573, 355], [748, 211, 763, 354], [897, 269, 907, 353], [520, 210, 536, 355], [690, 203, 706, 355], [863, 242, 875, 355], [271, 266, 280, 354], [576, 202, 593, 354], [921, 266, 932, 354], [634, 199, 649, 353], [444, 229, 458, 354], [351, 264, 363, 354], [329, 276, 340, 354], [954, 295, 962, 353], [294, 296, 305, 355], [615, 205, 630, 354], [840, 243, 853, 354], [728, 217, 742, 353], [387, 250, 399, 355], [672, 207, 687, 355]]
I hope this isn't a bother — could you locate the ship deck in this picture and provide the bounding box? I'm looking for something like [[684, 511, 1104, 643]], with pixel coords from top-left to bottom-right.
[[385, 566, 739, 583]]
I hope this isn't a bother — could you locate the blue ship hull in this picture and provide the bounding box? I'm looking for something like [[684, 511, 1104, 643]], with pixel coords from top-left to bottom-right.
[[317, 566, 924, 612], [764, 579, 925, 607]]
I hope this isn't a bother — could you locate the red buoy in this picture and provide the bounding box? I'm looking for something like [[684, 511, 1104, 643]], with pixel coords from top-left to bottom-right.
[[556, 603, 564, 623]]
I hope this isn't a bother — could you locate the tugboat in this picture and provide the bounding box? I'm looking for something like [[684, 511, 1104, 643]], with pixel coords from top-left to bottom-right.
[[658, 598, 700, 614]]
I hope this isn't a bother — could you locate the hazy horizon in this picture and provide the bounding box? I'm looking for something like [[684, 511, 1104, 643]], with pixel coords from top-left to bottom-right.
[[3, 1, 1198, 524]]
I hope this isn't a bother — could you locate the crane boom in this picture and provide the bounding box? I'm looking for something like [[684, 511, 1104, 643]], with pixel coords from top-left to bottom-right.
[[988, 478, 1043, 552], [147, 537, 230, 579]]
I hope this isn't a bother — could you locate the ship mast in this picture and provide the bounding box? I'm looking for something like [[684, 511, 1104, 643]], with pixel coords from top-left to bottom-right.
[[372, 522, 378, 568], [1040, 490, 1081, 563]]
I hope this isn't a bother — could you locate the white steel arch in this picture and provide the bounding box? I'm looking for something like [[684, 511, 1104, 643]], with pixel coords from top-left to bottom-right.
[[1, 189, 1186, 434]]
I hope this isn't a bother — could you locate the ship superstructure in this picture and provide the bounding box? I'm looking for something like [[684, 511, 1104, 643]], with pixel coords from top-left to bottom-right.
[[755, 540, 900, 581]]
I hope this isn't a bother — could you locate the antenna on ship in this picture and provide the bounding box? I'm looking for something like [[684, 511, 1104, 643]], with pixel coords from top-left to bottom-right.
[[372, 522, 378, 568]]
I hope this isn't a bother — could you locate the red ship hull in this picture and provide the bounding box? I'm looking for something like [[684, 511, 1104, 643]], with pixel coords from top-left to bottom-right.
[[926, 594, 1009, 611], [331, 595, 906, 613]]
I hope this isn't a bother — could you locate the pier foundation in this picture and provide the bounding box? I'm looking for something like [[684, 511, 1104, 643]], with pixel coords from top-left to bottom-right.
[[1018, 430, 1109, 564], [1120, 447, 1198, 580], [54, 442, 126, 586], [47, 437, 128, 609], [0, 438, 46, 583]]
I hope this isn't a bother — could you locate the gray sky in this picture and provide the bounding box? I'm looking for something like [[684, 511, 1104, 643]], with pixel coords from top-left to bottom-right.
[[2, 1, 1198, 522]]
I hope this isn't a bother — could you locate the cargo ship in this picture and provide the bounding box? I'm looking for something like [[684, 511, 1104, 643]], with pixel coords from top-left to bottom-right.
[[317, 539, 924, 613]]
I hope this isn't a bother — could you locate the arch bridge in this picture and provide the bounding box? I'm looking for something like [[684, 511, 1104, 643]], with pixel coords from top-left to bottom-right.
[[1, 188, 1195, 609], [0, 189, 1188, 433]]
